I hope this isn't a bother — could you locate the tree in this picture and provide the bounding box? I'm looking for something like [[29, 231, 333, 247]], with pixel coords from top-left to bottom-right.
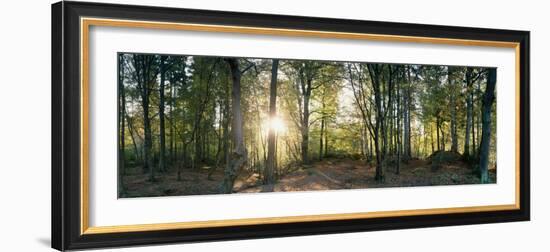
[[286, 61, 326, 164], [265, 59, 279, 186], [478, 68, 496, 183], [158, 55, 167, 173], [448, 67, 459, 153], [464, 67, 473, 159], [403, 65, 413, 161], [222, 58, 250, 193], [347, 63, 389, 181], [167, 56, 185, 165], [347, 64, 373, 166], [131, 54, 158, 181], [118, 53, 126, 196], [395, 66, 402, 174], [172, 56, 190, 180], [463, 67, 484, 160], [314, 66, 341, 160], [381, 65, 395, 176]]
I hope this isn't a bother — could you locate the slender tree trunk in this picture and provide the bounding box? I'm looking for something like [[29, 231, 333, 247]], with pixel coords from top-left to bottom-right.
[[430, 125, 435, 154], [320, 119, 325, 159], [223, 79, 230, 168], [449, 67, 458, 153], [136, 55, 155, 181], [205, 119, 210, 163], [143, 90, 153, 180], [214, 101, 223, 167], [441, 126, 446, 151], [403, 66, 412, 162], [436, 116, 441, 151], [265, 59, 279, 186], [476, 80, 482, 158], [368, 132, 373, 159], [381, 117, 387, 164], [374, 126, 382, 181], [472, 88, 477, 160], [360, 122, 365, 158], [389, 105, 394, 155], [301, 94, 310, 164], [319, 88, 327, 160], [324, 125, 329, 157], [396, 75, 401, 174], [380, 66, 393, 179], [369, 65, 385, 181], [118, 54, 125, 196], [169, 76, 174, 166], [125, 111, 140, 163], [158, 56, 167, 172], [479, 69, 496, 183], [423, 126, 428, 157], [464, 68, 473, 159], [222, 59, 248, 193]]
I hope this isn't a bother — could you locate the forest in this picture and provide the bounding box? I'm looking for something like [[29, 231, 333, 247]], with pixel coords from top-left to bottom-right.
[[117, 53, 497, 198]]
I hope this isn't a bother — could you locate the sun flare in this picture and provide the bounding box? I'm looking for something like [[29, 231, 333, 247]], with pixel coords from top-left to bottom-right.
[[265, 116, 286, 134]]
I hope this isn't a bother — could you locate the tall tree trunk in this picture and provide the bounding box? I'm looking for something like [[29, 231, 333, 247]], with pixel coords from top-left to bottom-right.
[[319, 115, 325, 160], [169, 76, 174, 166], [430, 125, 435, 154], [301, 93, 310, 164], [479, 69, 496, 183], [464, 68, 473, 159], [403, 66, 412, 162], [476, 80, 482, 158], [360, 122, 365, 158], [324, 125, 329, 157], [423, 126, 428, 157], [158, 56, 167, 172], [369, 65, 385, 181], [319, 87, 326, 161], [205, 118, 210, 163], [223, 76, 230, 169], [143, 87, 153, 180], [396, 75, 401, 174], [389, 100, 394, 155], [380, 66, 394, 180], [374, 126, 382, 181], [381, 114, 387, 162], [222, 59, 248, 193], [135, 55, 156, 181], [441, 126, 445, 151], [436, 116, 441, 151], [118, 54, 125, 196], [368, 131, 373, 159], [265, 59, 279, 186], [472, 98, 476, 159], [449, 67, 458, 153]]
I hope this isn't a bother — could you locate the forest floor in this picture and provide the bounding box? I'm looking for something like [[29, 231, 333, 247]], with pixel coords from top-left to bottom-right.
[[236, 158, 495, 193], [122, 155, 496, 198]]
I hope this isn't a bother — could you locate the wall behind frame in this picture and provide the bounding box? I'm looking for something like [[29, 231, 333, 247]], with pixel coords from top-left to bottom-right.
[[0, 0, 546, 251]]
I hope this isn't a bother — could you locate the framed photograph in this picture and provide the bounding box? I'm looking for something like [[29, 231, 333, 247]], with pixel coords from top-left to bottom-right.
[[52, 1, 530, 250]]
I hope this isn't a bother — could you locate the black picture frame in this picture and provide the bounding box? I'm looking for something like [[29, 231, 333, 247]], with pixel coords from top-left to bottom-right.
[[52, 1, 530, 251]]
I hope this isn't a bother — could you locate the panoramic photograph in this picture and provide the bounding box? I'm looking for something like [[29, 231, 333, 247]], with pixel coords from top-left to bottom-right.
[[117, 53, 497, 198]]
